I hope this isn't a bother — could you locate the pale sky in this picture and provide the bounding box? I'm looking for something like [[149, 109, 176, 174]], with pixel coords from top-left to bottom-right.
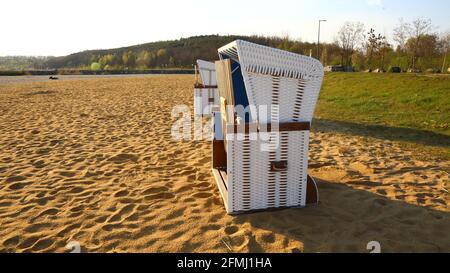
[[1, 0, 449, 56]]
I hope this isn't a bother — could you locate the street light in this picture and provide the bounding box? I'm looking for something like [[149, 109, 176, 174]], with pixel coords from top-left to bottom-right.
[[317, 19, 327, 61]]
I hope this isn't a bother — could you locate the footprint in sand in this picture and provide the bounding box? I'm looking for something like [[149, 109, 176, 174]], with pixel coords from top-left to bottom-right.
[[224, 226, 239, 235], [201, 224, 222, 232], [69, 205, 85, 213], [141, 186, 175, 200], [17, 236, 41, 250], [31, 159, 46, 168], [114, 190, 129, 198], [3, 235, 20, 248], [165, 208, 186, 219], [107, 153, 139, 164], [58, 171, 77, 178], [146, 192, 175, 201], [102, 224, 121, 232], [33, 208, 59, 222], [0, 201, 12, 207], [8, 182, 31, 190], [142, 186, 169, 195], [24, 223, 51, 233], [260, 233, 276, 244], [5, 175, 26, 183], [193, 192, 212, 199], [108, 204, 136, 223], [31, 238, 54, 251], [174, 185, 192, 194], [67, 187, 85, 194], [194, 182, 211, 188]]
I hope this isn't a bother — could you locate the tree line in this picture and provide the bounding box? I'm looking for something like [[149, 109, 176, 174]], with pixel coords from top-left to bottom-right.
[[325, 18, 449, 72], [42, 35, 322, 71], [1, 18, 449, 73], [0, 56, 52, 70]]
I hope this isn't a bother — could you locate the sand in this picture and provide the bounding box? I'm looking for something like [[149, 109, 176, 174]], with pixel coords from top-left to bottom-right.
[[0, 75, 448, 253]]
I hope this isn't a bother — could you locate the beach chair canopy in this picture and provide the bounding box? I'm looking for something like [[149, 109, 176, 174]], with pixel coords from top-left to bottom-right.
[[197, 60, 217, 86], [218, 40, 324, 124]]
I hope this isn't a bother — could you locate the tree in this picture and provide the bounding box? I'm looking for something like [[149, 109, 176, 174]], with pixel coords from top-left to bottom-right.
[[439, 33, 450, 72], [377, 36, 391, 71], [99, 54, 114, 68], [406, 34, 439, 70], [408, 18, 433, 68], [90, 55, 98, 64], [121, 51, 136, 69], [169, 56, 175, 67], [320, 46, 329, 65], [143, 51, 152, 68], [366, 28, 380, 69], [127, 51, 136, 68], [393, 18, 410, 52], [136, 50, 155, 69], [156, 48, 168, 66], [336, 21, 365, 67], [90, 62, 101, 71], [122, 52, 129, 68]]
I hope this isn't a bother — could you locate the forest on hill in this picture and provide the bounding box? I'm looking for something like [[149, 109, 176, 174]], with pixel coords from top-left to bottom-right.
[[0, 56, 51, 70], [42, 35, 327, 71], [1, 18, 449, 72]]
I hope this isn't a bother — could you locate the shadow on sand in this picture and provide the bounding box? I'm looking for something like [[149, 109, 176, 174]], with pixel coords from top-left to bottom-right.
[[232, 178, 449, 253], [312, 118, 450, 148]]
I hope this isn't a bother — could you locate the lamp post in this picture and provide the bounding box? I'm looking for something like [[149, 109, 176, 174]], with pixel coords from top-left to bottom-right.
[[317, 19, 327, 61]]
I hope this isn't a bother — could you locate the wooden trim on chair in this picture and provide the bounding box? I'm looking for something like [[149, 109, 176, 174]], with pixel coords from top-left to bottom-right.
[[264, 122, 310, 132], [227, 122, 310, 134], [306, 175, 319, 205], [212, 140, 227, 169], [194, 83, 218, 89]]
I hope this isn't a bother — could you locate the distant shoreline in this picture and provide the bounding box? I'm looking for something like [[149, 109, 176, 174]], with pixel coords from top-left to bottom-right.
[[0, 69, 194, 76]]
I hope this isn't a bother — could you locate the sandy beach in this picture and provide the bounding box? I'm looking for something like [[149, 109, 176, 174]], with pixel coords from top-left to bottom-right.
[[0, 75, 448, 253]]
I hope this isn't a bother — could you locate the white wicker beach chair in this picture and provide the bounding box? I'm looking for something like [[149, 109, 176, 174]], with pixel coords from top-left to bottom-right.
[[194, 60, 219, 117], [212, 40, 323, 214]]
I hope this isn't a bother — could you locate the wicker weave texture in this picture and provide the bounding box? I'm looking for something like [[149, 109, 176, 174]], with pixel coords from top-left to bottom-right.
[[215, 40, 324, 214], [226, 131, 309, 213], [218, 40, 323, 123]]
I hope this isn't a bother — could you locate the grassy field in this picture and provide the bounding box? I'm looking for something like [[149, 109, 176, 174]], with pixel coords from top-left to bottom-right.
[[315, 73, 450, 160]]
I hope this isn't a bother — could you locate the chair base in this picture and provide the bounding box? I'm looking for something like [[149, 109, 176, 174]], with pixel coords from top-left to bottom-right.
[[212, 167, 319, 215]]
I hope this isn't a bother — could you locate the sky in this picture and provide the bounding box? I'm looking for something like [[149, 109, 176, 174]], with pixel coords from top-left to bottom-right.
[[1, 0, 449, 56]]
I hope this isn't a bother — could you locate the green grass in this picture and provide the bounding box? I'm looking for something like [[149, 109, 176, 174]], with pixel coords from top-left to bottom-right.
[[314, 73, 450, 160]]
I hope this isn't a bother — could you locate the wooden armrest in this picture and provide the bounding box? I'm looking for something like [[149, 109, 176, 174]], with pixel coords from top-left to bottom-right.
[[226, 122, 310, 134], [194, 83, 218, 89]]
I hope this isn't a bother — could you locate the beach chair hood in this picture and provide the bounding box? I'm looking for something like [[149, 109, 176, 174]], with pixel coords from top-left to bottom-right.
[[218, 40, 324, 123]]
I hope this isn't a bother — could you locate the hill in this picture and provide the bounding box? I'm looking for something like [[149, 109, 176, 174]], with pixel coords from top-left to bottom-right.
[[0, 56, 52, 70], [43, 35, 317, 70]]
